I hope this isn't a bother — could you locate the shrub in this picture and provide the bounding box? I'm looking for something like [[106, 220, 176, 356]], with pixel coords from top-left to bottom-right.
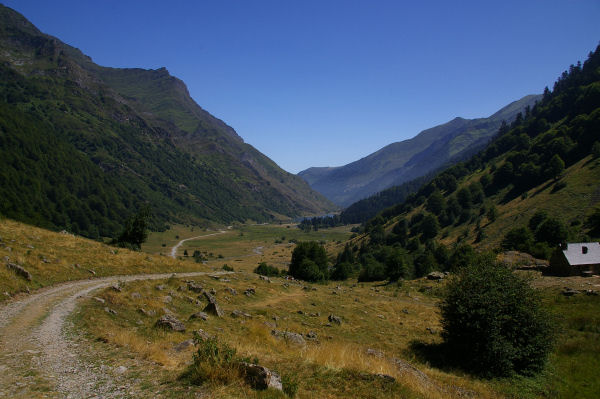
[[502, 227, 534, 253], [222, 264, 234, 272], [289, 241, 328, 282], [358, 256, 386, 282], [254, 262, 280, 277], [440, 259, 554, 377], [184, 336, 240, 385]]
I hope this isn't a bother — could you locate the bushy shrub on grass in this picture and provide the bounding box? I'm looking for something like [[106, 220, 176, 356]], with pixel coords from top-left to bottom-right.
[[254, 262, 281, 277], [289, 241, 328, 282], [184, 335, 240, 385], [440, 258, 554, 377]]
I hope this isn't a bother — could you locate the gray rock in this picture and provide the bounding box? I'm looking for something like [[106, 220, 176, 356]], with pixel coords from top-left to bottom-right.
[[305, 331, 318, 340], [231, 310, 252, 318], [155, 284, 166, 291], [187, 282, 204, 293], [93, 297, 105, 304], [259, 275, 271, 283], [189, 311, 208, 321], [427, 271, 445, 280], [226, 287, 237, 295], [203, 301, 224, 317], [194, 329, 214, 341], [328, 314, 342, 325], [115, 365, 128, 374], [88, 269, 96, 275], [244, 288, 256, 296], [155, 315, 185, 332], [562, 288, 581, 296], [110, 284, 122, 292], [239, 362, 283, 391], [174, 339, 195, 352], [6, 263, 32, 281], [366, 348, 384, 358], [138, 308, 156, 317], [130, 292, 141, 299], [162, 295, 173, 303], [271, 329, 306, 346], [104, 307, 117, 315]]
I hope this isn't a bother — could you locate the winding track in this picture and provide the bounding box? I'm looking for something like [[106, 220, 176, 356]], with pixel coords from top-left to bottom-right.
[[0, 271, 227, 398], [169, 231, 226, 258]]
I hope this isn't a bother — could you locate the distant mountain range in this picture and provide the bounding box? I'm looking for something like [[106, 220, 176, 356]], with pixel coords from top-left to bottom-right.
[[0, 4, 334, 238], [299, 94, 541, 207]]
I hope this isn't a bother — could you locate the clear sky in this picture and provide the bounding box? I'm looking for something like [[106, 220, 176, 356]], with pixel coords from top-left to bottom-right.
[[3, 1, 599, 173]]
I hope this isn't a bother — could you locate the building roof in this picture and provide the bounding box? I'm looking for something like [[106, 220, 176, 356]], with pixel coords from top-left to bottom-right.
[[562, 242, 600, 266]]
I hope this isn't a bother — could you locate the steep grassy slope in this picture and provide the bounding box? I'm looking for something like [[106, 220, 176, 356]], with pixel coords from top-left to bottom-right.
[[299, 95, 540, 206], [0, 5, 334, 238]]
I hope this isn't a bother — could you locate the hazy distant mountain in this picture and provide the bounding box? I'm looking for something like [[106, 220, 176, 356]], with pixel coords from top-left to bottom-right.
[[0, 4, 334, 238], [299, 94, 541, 207]]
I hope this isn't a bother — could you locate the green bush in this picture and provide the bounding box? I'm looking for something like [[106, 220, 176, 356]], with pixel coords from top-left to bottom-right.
[[358, 256, 386, 282], [254, 262, 280, 277], [222, 264, 234, 272], [330, 261, 353, 280], [440, 259, 554, 377], [289, 241, 328, 282], [184, 336, 239, 385]]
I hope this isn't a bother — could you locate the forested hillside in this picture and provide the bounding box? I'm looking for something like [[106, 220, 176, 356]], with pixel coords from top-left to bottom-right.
[[0, 5, 334, 238], [327, 45, 600, 282]]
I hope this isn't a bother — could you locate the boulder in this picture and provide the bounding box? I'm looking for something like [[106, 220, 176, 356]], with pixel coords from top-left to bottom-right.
[[239, 362, 283, 391], [187, 282, 204, 293], [189, 311, 208, 321], [271, 329, 306, 346], [426, 271, 445, 280], [194, 329, 214, 341], [328, 314, 342, 325], [366, 348, 384, 358], [203, 301, 224, 317], [562, 288, 581, 296], [174, 339, 195, 352], [155, 284, 166, 291], [231, 310, 252, 318], [155, 315, 186, 332], [226, 287, 238, 296], [104, 307, 117, 315], [6, 263, 32, 281], [138, 308, 156, 317], [244, 288, 256, 297]]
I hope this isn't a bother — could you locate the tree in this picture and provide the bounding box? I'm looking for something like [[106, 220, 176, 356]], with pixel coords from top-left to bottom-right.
[[289, 241, 328, 282], [548, 154, 565, 180], [440, 259, 553, 376], [535, 218, 569, 246], [486, 205, 497, 222], [502, 227, 534, 253], [114, 205, 151, 250], [426, 190, 445, 215]]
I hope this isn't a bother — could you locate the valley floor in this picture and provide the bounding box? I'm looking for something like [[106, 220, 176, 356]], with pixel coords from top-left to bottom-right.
[[1, 221, 599, 398]]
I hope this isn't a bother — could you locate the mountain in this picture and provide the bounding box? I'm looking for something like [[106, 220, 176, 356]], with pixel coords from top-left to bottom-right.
[[299, 94, 541, 207], [336, 45, 600, 282], [0, 4, 334, 238]]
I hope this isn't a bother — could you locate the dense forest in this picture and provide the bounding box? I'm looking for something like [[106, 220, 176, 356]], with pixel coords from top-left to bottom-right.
[[323, 45, 600, 282]]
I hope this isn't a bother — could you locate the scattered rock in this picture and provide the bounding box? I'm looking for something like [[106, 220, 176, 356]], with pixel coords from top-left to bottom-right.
[[264, 321, 277, 329], [375, 374, 395, 383], [93, 297, 105, 304], [203, 301, 224, 317], [189, 311, 208, 321], [427, 271, 445, 280], [305, 331, 318, 340], [271, 329, 306, 346], [393, 358, 432, 387], [187, 282, 204, 293], [104, 307, 117, 315], [562, 288, 581, 296], [6, 263, 32, 281], [239, 362, 283, 391], [366, 348, 384, 358], [138, 308, 156, 317], [402, 309, 409, 314], [115, 366, 128, 374], [426, 327, 437, 334], [194, 329, 214, 341], [110, 284, 122, 292], [231, 310, 252, 318], [259, 275, 271, 282], [174, 339, 195, 352], [585, 290, 599, 296], [297, 310, 305, 315], [130, 292, 141, 299], [244, 288, 256, 296], [162, 295, 173, 303], [155, 315, 186, 332], [87, 269, 96, 275], [328, 314, 342, 325], [177, 285, 186, 292], [210, 288, 217, 295], [41, 258, 50, 264], [309, 312, 320, 317], [226, 287, 238, 295], [377, 314, 385, 319], [156, 284, 166, 291]]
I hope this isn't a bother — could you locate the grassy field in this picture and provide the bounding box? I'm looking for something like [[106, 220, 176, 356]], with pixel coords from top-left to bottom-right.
[[0, 219, 208, 299]]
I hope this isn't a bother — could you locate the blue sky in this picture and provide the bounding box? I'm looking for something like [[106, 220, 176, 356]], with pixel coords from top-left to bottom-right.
[[4, 1, 599, 173]]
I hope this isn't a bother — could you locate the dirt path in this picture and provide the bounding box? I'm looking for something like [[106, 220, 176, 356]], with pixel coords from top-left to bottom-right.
[[0, 271, 228, 398], [169, 230, 226, 258]]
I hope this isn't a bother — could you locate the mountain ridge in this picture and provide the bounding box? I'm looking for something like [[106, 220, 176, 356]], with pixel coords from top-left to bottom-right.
[[299, 94, 540, 207], [0, 4, 335, 238]]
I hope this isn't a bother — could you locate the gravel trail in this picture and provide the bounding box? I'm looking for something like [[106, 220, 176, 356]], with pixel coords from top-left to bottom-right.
[[169, 231, 226, 258], [0, 271, 227, 398]]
